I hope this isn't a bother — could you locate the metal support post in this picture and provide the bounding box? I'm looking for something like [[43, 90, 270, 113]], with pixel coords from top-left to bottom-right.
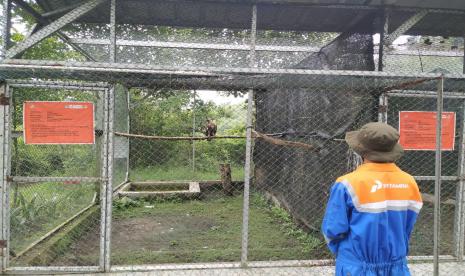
[[463, 35, 465, 75], [378, 93, 388, 123], [99, 87, 113, 271], [109, 0, 116, 62], [0, 82, 11, 271], [433, 76, 444, 276], [377, 9, 388, 72], [98, 88, 111, 271], [6, 0, 105, 59], [125, 87, 130, 183], [241, 4, 257, 267], [1, 0, 12, 60], [453, 99, 465, 260], [104, 87, 114, 271], [191, 90, 196, 175]]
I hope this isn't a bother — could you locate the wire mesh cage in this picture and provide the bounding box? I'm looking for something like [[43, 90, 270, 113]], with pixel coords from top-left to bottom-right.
[[2, 0, 465, 275]]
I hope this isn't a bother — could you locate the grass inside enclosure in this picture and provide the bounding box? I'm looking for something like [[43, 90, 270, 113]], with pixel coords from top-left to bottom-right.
[[10, 182, 95, 255], [130, 166, 245, 182], [51, 192, 323, 265]]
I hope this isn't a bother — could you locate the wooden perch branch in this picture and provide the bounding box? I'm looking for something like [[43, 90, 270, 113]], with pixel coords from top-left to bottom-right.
[[114, 132, 245, 140], [382, 76, 441, 93], [252, 130, 317, 151], [115, 131, 318, 151]]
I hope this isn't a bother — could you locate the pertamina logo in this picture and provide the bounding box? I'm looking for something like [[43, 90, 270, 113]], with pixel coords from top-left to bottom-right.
[[370, 180, 409, 193]]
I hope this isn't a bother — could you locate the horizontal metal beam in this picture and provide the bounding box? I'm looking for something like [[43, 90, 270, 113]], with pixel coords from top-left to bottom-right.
[[69, 38, 321, 53], [7, 79, 109, 87], [69, 38, 464, 57], [414, 176, 460, 181], [6, 266, 100, 273], [6, 0, 105, 59], [388, 91, 465, 99], [0, 59, 450, 79], [11, 176, 102, 183], [8, 83, 107, 90]]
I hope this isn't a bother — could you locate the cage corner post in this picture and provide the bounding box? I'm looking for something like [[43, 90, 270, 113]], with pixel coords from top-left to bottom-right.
[[433, 76, 444, 276], [125, 86, 130, 183], [99, 86, 114, 272], [453, 83, 465, 261], [105, 86, 115, 271], [0, 81, 11, 272], [241, 3, 257, 267]]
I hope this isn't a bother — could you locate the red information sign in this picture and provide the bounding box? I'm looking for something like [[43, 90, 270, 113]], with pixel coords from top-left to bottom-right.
[[399, 111, 456, 151], [24, 101, 95, 145]]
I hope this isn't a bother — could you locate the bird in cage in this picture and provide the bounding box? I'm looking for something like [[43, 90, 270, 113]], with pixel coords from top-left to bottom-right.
[[204, 119, 217, 141]]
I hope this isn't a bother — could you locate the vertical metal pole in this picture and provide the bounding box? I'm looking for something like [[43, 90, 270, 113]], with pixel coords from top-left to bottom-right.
[[454, 40, 465, 261], [433, 76, 444, 276], [192, 90, 196, 176], [377, 8, 388, 72], [99, 89, 109, 271], [109, 0, 116, 62], [241, 4, 257, 267], [462, 35, 465, 75], [0, 83, 5, 272], [125, 87, 130, 182], [105, 87, 114, 271], [0, 82, 11, 272], [453, 98, 465, 260], [99, 87, 114, 271], [1, 0, 12, 60], [378, 93, 388, 123]]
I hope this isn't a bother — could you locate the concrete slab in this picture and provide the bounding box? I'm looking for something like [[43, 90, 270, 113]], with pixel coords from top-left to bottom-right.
[[54, 263, 465, 276]]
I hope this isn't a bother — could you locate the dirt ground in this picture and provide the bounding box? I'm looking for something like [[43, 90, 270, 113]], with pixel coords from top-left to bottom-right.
[[51, 193, 321, 266]]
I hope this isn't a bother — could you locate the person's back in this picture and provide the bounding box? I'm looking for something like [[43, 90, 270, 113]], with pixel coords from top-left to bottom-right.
[[322, 123, 422, 276]]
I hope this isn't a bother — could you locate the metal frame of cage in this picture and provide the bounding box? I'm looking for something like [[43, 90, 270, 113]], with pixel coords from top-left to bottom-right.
[[380, 89, 465, 260], [0, 73, 460, 276], [1, 0, 465, 275], [0, 80, 114, 273]]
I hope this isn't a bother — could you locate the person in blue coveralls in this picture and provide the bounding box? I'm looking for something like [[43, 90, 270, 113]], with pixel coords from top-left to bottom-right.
[[322, 122, 423, 276]]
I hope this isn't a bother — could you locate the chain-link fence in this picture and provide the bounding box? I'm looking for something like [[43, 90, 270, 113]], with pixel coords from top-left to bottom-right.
[[0, 74, 463, 275], [2, 0, 465, 275]]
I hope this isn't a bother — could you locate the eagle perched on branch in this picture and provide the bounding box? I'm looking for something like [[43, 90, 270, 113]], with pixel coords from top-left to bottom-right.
[[205, 119, 217, 141]]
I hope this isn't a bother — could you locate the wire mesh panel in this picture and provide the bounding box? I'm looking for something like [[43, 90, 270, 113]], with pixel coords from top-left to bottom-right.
[[7, 82, 108, 268], [383, 92, 465, 257], [110, 87, 248, 265]]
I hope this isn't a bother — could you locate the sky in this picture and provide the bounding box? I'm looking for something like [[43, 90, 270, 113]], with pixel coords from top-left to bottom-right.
[[196, 90, 246, 105]]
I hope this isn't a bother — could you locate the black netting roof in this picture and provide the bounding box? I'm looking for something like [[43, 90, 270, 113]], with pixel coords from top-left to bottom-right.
[[36, 0, 465, 36]]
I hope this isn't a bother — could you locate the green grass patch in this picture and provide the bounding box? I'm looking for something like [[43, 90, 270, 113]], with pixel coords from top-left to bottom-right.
[[10, 182, 95, 254], [129, 165, 244, 182], [52, 191, 324, 265]]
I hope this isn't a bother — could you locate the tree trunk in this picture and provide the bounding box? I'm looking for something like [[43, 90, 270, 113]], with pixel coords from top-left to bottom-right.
[[220, 163, 233, 196]]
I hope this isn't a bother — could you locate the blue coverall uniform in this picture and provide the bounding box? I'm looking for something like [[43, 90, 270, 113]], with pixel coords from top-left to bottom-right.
[[321, 163, 423, 276]]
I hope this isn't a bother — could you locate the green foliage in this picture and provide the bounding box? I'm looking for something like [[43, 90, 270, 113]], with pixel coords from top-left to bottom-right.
[[269, 205, 322, 253], [251, 193, 324, 254], [11, 32, 83, 61], [11, 191, 66, 236], [113, 197, 143, 210], [129, 90, 246, 172]]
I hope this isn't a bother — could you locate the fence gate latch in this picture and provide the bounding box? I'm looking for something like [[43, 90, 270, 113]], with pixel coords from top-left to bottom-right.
[[0, 95, 9, 106]]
